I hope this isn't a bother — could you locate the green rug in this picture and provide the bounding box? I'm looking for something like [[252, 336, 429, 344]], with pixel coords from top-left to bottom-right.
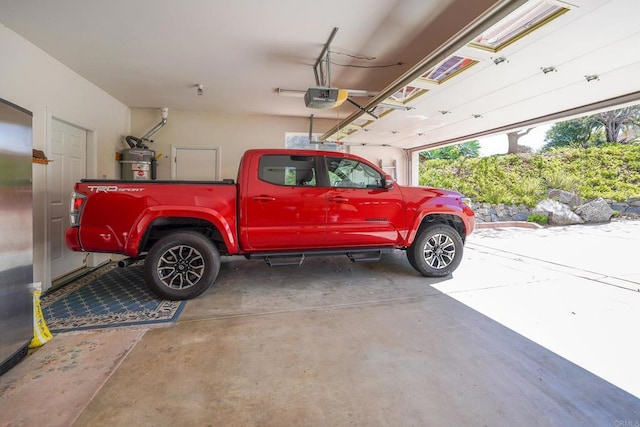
[[42, 264, 186, 332]]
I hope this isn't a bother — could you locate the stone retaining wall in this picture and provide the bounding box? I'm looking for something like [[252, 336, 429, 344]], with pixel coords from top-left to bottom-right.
[[609, 198, 640, 216], [473, 203, 531, 223], [473, 197, 640, 223]]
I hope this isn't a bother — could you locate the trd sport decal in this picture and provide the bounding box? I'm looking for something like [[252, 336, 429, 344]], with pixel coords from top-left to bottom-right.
[[86, 185, 144, 193]]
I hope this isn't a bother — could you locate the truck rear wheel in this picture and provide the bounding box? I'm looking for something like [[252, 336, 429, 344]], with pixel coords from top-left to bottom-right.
[[407, 224, 463, 277], [144, 231, 220, 300]]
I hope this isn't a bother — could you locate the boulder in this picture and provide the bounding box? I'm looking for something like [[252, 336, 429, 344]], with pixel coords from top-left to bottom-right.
[[575, 198, 613, 223], [532, 199, 584, 226], [547, 189, 582, 208]]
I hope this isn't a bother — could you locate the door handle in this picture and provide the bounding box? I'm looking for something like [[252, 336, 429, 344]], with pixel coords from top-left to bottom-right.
[[328, 196, 349, 203], [253, 195, 276, 202]]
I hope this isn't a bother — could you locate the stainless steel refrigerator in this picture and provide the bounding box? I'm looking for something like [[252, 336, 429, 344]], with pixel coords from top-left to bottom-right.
[[0, 98, 33, 375]]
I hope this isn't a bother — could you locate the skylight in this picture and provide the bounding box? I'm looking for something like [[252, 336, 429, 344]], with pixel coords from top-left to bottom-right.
[[389, 86, 428, 104], [469, 0, 569, 52], [420, 56, 478, 84]]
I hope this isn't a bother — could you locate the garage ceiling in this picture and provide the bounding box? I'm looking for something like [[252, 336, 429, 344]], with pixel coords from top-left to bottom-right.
[[2, 0, 639, 150]]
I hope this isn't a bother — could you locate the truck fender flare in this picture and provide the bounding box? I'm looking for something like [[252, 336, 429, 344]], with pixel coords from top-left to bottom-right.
[[405, 208, 465, 247], [124, 206, 238, 256]]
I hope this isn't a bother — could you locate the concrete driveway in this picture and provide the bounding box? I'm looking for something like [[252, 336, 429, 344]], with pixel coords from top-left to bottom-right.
[[448, 219, 640, 398]]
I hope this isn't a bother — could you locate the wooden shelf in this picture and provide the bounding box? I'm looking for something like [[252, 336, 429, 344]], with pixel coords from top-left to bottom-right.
[[32, 149, 51, 164]]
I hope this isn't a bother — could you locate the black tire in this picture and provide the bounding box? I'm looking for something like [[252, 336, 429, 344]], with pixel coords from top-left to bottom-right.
[[144, 231, 220, 300], [406, 244, 420, 271], [407, 224, 463, 277]]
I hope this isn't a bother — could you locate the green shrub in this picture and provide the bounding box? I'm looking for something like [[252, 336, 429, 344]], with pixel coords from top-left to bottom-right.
[[515, 177, 545, 207], [542, 169, 580, 192], [527, 214, 548, 225], [418, 143, 640, 206]]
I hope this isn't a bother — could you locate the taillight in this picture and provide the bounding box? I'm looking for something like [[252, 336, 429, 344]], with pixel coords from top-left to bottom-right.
[[69, 191, 86, 227], [73, 197, 84, 210]]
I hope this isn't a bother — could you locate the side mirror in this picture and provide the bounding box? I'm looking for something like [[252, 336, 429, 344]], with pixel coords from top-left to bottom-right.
[[383, 174, 395, 190]]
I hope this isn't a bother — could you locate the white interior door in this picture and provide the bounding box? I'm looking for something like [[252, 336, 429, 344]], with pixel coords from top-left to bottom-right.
[[172, 146, 219, 180], [49, 119, 87, 279]]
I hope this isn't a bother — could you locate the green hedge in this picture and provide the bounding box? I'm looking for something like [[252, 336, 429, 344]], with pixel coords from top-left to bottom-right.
[[419, 143, 640, 207]]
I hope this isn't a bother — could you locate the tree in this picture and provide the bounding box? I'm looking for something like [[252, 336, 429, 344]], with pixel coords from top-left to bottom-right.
[[456, 140, 481, 158], [541, 105, 640, 151], [593, 106, 640, 142], [420, 140, 480, 161], [507, 128, 532, 154], [541, 116, 601, 151]]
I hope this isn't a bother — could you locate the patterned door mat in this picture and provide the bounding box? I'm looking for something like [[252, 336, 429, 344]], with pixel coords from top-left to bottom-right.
[[42, 264, 186, 333]]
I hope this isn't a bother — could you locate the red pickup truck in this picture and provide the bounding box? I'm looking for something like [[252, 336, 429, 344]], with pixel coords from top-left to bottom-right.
[[66, 149, 475, 300]]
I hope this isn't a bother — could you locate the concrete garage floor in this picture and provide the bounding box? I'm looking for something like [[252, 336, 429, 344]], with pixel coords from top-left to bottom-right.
[[2, 220, 640, 426]]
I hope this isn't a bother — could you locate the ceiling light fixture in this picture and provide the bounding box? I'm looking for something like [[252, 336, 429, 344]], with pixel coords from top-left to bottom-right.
[[492, 56, 507, 65], [196, 84, 204, 96], [585, 74, 599, 82], [541, 66, 557, 74]]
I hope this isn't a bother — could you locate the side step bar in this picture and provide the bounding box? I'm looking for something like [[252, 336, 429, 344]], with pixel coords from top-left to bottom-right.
[[264, 255, 305, 267], [347, 251, 382, 263], [247, 248, 392, 267]]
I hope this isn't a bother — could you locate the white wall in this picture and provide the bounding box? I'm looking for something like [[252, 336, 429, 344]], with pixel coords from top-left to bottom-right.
[[349, 145, 410, 186], [131, 109, 408, 184], [131, 109, 339, 180], [0, 24, 130, 290]]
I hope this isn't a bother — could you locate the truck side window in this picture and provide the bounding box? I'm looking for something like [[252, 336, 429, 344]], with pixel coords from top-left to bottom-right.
[[259, 155, 317, 187], [326, 157, 383, 188]]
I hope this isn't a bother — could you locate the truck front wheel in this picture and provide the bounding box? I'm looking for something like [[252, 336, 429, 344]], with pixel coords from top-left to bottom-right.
[[144, 231, 220, 300], [407, 224, 463, 277]]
